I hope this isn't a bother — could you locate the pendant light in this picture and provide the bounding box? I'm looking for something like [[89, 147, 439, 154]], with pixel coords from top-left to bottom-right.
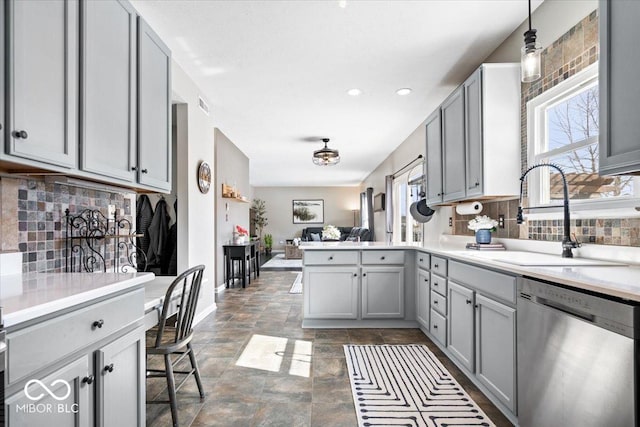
[[313, 138, 340, 166], [521, 0, 542, 83]]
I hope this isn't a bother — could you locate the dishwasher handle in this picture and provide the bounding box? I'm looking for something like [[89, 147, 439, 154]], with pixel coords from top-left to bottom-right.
[[534, 296, 596, 323]]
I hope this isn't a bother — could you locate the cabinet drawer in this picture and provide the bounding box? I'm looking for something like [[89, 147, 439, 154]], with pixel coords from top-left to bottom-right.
[[304, 250, 358, 265], [416, 252, 430, 270], [430, 273, 447, 296], [7, 288, 144, 385], [430, 290, 447, 316], [430, 308, 447, 346], [449, 260, 517, 304], [361, 250, 405, 265], [430, 256, 448, 276]]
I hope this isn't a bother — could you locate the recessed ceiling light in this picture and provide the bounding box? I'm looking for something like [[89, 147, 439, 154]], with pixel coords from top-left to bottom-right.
[[347, 88, 362, 96], [396, 88, 412, 96]]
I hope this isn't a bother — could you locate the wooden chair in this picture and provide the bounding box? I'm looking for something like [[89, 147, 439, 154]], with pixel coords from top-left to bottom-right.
[[146, 265, 205, 427]]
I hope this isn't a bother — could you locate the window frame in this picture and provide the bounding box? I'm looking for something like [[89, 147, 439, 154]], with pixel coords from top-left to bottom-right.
[[526, 63, 640, 219], [392, 166, 424, 244]]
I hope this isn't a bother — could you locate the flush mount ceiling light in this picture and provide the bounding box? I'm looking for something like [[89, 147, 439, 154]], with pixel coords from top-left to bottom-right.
[[313, 138, 340, 166], [521, 0, 542, 83], [347, 88, 362, 96], [396, 88, 412, 96]]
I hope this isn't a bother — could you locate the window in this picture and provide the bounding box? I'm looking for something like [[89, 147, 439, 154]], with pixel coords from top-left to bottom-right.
[[393, 167, 423, 244], [527, 64, 639, 213]]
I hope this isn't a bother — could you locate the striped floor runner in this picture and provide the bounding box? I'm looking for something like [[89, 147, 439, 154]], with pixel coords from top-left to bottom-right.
[[344, 345, 495, 427]]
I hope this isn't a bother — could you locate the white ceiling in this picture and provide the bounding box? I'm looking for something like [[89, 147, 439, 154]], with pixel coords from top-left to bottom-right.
[[131, 0, 540, 187]]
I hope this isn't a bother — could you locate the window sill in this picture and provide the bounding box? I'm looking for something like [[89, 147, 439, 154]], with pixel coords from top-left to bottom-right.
[[523, 199, 640, 220]]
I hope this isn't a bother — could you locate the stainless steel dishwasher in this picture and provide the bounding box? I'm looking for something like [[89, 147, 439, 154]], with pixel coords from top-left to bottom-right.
[[518, 277, 639, 427]]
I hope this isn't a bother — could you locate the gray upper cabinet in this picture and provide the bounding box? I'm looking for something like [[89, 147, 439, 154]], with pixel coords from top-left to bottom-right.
[[5, 0, 78, 168], [137, 17, 172, 191], [599, 0, 640, 176], [441, 87, 466, 202], [1, 1, 4, 153], [81, 0, 136, 182], [425, 109, 443, 205], [464, 68, 483, 197], [424, 64, 520, 205]]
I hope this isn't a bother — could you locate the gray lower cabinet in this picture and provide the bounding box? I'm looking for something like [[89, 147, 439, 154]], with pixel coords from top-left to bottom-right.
[[475, 294, 516, 412], [599, 0, 640, 175], [416, 268, 430, 328], [96, 327, 145, 427], [6, 356, 91, 427], [81, 0, 137, 182], [361, 266, 404, 318], [447, 281, 475, 372], [4, 288, 145, 427], [304, 266, 359, 319], [425, 109, 443, 205], [137, 16, 172, 191], [441, 86, 466, 202], [5, 0, 78, 168]]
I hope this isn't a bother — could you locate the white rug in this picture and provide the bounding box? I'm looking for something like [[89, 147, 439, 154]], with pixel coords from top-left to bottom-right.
[[261, 253, 303, 270], [289, 272, 303, 294], [344, 344, 496, 427]]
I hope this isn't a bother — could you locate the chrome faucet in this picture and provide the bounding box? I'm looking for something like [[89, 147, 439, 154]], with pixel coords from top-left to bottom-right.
[[516, 163, 581, 258]]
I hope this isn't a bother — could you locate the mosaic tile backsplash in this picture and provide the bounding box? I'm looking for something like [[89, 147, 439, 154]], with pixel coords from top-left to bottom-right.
[[16, 178, 133, 273]]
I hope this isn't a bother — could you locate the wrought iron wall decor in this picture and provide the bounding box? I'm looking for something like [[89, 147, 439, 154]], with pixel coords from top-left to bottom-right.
[[65, 208, 147, 273]]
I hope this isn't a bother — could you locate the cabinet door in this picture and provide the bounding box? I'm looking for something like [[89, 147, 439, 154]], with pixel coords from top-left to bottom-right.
[[464, 68, 483, 197], [6, 0, 78, 168], [599, 0, 640, 175], [6, 355, 91, 427], [425, 109, 443, 205], [416, 268, 430, 328], [96, 327, 145, 427], [441, 87, 466, 202], [304, 266, 359, 319], [362, 266, 404, 319], [81, 0, 136, 182], [475, 294, 516, 412], [137, 17, 172, 191], [447, 281, 474, 372], [1, 1, 4, 153]]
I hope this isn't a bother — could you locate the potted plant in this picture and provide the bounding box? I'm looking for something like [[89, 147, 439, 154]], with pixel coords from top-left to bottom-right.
[[467, 215, 498, 244], [251, 199, 268, 238], [263, 234, 273, 256]]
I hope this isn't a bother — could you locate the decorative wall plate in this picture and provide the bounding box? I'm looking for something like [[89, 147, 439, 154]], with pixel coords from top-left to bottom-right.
[[197, 161, 211, 193]]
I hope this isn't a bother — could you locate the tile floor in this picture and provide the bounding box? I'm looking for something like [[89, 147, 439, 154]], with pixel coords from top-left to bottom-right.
[[146, 271, 513, 426]]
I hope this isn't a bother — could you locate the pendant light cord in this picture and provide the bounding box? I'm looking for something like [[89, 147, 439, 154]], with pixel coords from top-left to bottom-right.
[[528, 0, 532, 32]]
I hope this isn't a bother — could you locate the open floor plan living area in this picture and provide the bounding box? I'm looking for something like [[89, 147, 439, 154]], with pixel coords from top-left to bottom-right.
[[1, 0, 640, 426]]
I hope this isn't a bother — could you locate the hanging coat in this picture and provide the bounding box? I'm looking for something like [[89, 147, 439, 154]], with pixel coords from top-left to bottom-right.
[[146, 199, 170, 267], [136, 195, 154, 270]]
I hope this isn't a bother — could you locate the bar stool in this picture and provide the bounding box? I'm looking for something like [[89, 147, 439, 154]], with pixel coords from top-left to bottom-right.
[[146, 265, 205, 427]]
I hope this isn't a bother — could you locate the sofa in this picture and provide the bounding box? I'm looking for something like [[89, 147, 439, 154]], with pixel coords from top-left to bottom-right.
[[300, 226, 372, 242]]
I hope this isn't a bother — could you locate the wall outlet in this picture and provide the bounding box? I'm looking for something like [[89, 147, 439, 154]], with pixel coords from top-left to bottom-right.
[[108, 205, 116, 218], [498, 214, 505, 229], [448, 217, 452, 227]]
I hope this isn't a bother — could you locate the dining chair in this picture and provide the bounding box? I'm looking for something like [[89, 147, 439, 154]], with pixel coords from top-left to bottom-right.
[[146, 264, 205, 427]]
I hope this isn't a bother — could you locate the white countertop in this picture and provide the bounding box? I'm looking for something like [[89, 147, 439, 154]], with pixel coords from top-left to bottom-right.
[[300, 240, 640, 302], [0, 272, 155, 328]]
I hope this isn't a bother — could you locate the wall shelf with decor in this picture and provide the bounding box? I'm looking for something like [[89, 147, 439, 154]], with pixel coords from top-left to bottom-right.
[[221, 183, 249, 203]]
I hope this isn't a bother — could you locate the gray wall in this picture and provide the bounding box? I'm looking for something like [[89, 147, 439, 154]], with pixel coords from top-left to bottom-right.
[[214, 128, 252, 287], [253, 186, 360, 250]]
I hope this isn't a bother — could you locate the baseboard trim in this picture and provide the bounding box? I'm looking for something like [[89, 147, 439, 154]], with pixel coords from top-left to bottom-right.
[[193, 303, 216, 326]]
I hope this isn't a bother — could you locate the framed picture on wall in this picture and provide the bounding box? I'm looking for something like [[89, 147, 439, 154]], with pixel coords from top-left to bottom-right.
[[292, 199, 324, 224]]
